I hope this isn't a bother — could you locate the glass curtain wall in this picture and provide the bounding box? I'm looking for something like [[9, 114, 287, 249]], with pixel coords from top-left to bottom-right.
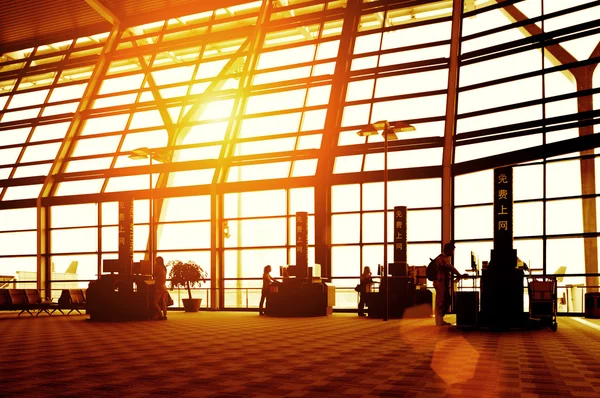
[[455, 0, 600, 313], [0, 0, 599, 311]]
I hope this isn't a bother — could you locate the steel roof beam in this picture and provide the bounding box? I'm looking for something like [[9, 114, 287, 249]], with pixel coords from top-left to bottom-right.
[[85, 0, 121, 26]]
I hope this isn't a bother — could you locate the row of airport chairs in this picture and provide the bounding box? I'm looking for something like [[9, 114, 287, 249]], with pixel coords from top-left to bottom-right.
[[0, 289, 86, 316]]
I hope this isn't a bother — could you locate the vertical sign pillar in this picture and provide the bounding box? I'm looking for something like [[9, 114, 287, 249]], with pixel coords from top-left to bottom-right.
[[488, 166, 522, 327], [118, 200, 134, 277], [393, 206, 407, 264], [493, 167, 513, 252], [296, 211, 308, 279]]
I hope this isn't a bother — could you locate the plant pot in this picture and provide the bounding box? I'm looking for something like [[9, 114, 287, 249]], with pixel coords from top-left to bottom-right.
[[182, 298, 202, 312]]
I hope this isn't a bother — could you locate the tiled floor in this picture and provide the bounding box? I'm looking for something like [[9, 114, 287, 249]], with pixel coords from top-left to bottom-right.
[[1, 311, 600, 397]]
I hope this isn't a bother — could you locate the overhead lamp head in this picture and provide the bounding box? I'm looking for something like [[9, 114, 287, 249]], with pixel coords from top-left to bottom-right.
[[384, 130, 399, 141], [392, 121, 416, 133], [151, 148, 171, 163], [129, 146, 172, 163], [372, 120, 391, 131], [129, 147, 150, 160], [356, 124, 379, 137]]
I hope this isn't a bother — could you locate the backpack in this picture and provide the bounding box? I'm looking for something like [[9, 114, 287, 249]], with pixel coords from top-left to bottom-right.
[[426, 256, 439, 282]]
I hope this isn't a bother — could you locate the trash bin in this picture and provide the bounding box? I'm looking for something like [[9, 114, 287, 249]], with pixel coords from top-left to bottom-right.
[[567, 284, 584, 313], [584, 292, 600, 319]]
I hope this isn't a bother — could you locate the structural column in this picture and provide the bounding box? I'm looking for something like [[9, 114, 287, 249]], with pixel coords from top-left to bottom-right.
[[441, 0, 463, 247], [314, 0, 361, 279]]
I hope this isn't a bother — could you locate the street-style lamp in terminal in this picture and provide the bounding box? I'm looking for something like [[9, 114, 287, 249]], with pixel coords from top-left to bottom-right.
[[128, 147, 172, 273], [356, 120, 416, 321]]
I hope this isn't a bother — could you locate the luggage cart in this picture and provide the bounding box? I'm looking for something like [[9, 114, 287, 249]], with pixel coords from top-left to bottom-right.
[[527, 276, 558, 332]]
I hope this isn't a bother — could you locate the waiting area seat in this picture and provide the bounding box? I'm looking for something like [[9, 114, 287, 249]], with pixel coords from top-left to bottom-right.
[[0, 288, 89, 316], [0, 289, 11, 311], [57, 289, 87, 315], [4, 289, 57, 316]]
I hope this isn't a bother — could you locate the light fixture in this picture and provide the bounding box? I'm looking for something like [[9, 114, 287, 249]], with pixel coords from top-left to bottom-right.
[[356, 120, 416, 321]]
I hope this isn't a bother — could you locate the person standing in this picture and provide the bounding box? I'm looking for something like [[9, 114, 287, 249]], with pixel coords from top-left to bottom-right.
[[433, 243, 466, 326], [152, 256, 168, 320], [259, 265, 277, 315], [358, 266, 374, 317]]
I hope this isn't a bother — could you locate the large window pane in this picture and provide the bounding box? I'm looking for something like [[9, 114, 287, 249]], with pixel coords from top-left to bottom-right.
[[546, 160, 582, 198], [161, 196, 210, 222], [332, 184, 360, 212], [225, 189, 287, 218], [332, 245, 360, 277], [0, 231, 36, 255], [407, 209, 441, 242], [0, 256, 36, 280], [514, 202, 543, 237], [290, 187, 314, 214], [387, 178, 442, 209], [454, 205, 493, 240], [0, 208, 36, 231], [546, 237, 585, 276], [51, 228, 98, 253], [224, 248, 287, 278], [546, 199, 583, 235], [51, 203, 98, 228], [455, 170, 493, 206], [514, 164, 543, 201], [157, 222, 210, 250], [332, 214, 360, 244], [362, 213, 383, 244], [224, 218, 287, 248], [50, 254, 98, 282]]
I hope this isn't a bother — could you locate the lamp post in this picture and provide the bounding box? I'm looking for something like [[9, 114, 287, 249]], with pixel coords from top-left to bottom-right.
[[357, 120, 415, 321], [129, 147, 171, 273]]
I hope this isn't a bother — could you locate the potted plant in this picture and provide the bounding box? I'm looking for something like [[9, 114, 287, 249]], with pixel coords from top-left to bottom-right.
[[168, 260, 208, 312]]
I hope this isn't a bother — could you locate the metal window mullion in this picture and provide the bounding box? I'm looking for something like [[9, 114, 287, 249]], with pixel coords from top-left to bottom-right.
[[42, 25, 123, 199], [134, 24, 176, 254], [214, 13, 271, 187], [7, 42, 78, 189], [0, 55, 35, 202], [152, 19, 215, 232]]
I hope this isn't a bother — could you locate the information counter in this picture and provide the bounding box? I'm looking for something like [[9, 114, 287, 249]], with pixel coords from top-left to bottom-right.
[[364, 276, 432, 319], [265, 279, 335, 317], [86, 275, 154, 321]]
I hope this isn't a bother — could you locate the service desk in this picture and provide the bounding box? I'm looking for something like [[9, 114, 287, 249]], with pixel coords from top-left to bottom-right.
[[86, 276, 153, 321], [265, 279, 334, 317], [364, 276, 431, 318]]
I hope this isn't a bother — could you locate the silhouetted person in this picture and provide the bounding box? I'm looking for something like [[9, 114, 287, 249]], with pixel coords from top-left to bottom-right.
[[358, 266, 374, 316], [433, 243, 466, 326], [259, 265, 277, 315], [152, 256, 168, 320]]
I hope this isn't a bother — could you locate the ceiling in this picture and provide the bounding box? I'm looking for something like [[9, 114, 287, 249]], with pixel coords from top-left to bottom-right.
[[0, 0, 248, 54]]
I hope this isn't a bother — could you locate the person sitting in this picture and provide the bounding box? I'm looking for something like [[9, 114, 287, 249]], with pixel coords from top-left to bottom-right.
[[358, 266, 374, 317]]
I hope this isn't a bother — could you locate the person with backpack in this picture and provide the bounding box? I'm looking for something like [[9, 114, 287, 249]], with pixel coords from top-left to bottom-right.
[[432, 242, 467, 326]]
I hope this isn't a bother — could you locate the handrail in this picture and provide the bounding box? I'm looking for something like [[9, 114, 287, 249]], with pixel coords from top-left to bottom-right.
[[39, 283, 595, 314], [35, 274, 600, 314]]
